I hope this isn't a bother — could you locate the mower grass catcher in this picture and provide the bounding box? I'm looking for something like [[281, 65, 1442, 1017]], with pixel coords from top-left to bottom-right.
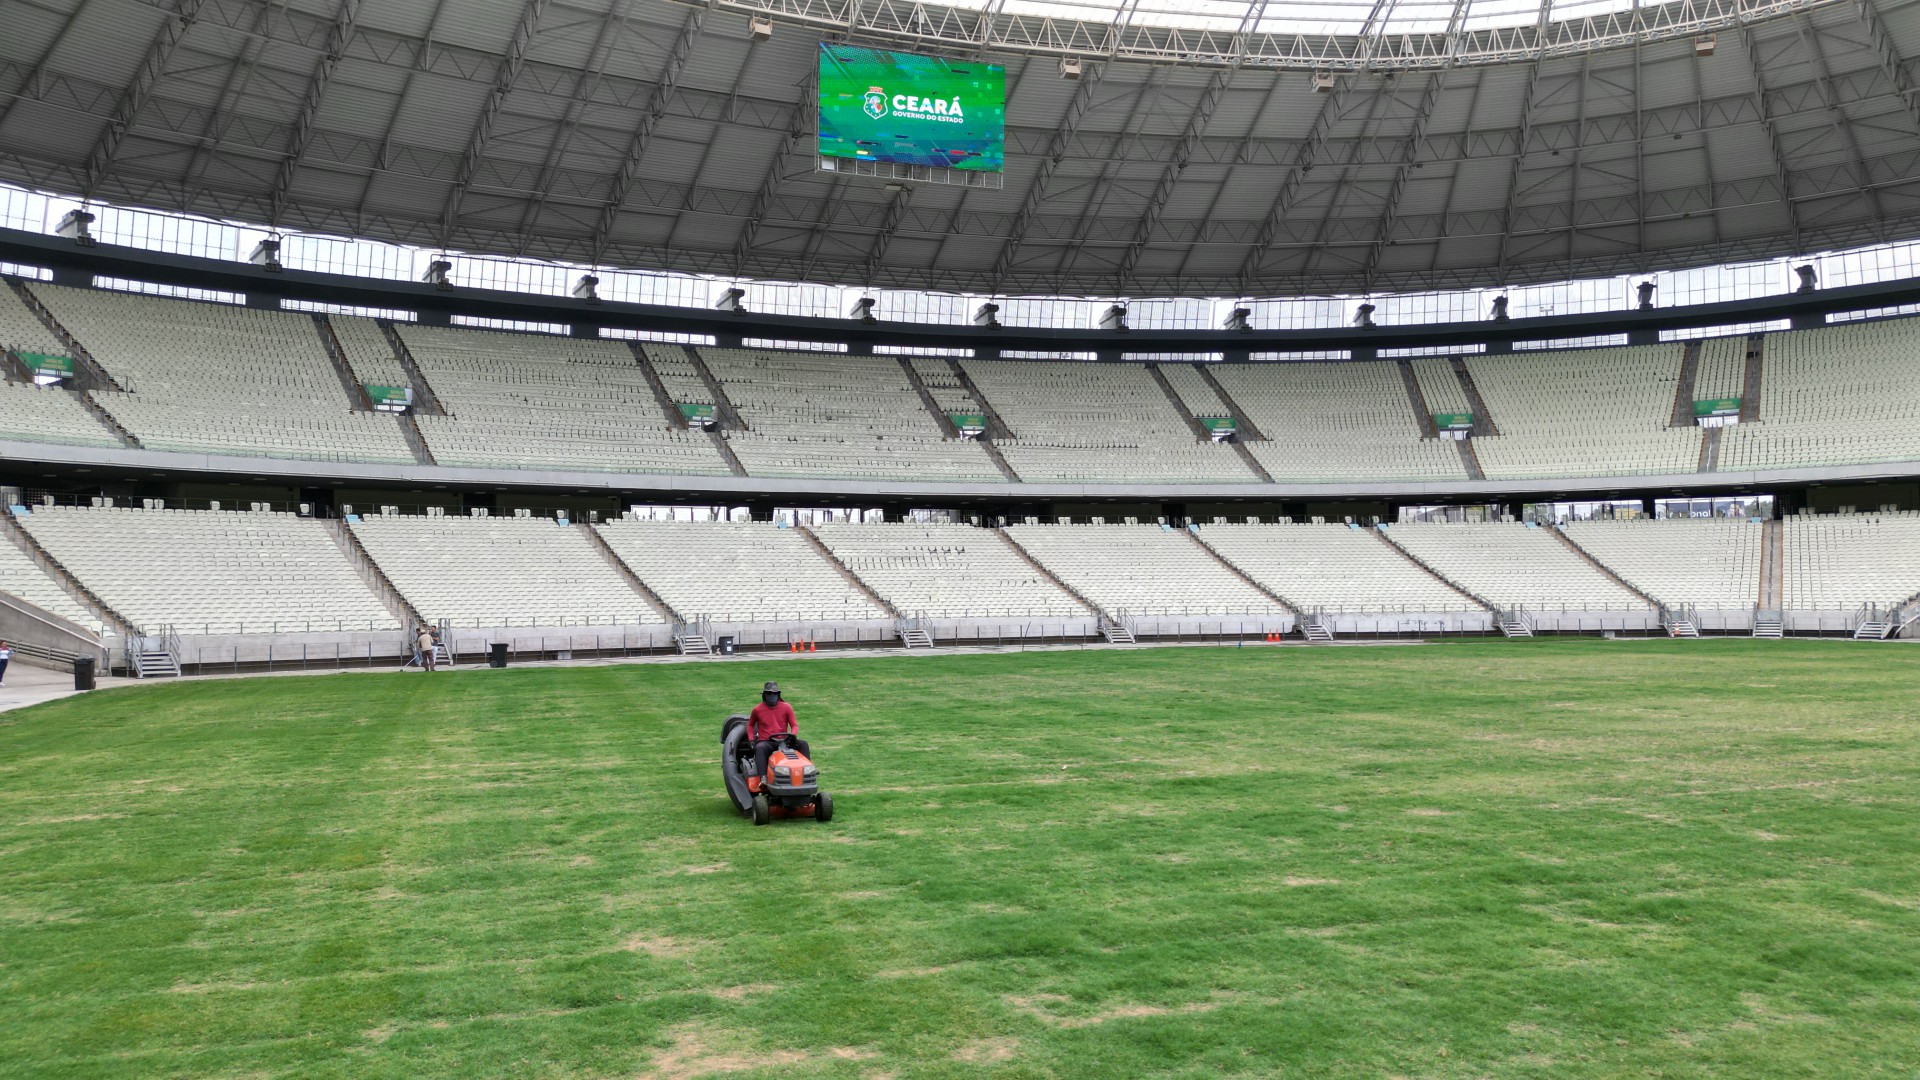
[[722, 715, 834, 825]]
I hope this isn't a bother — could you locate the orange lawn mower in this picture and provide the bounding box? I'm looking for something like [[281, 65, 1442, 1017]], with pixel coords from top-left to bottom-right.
[[722, 715, 834, 825]]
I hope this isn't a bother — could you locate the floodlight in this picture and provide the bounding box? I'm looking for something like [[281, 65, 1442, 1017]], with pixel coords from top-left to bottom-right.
[[55, 209, 95, 246], [1694, 34, 1716, 56], [248, 238, 282, 272], [572, 274, 600, 303], [1312, 71, 1337, 93], [973, 302, 1000, 329], [1060, 57, 1083, 79], [749, 16, 773, 40], [1223, 306, 1252, 332], [1636, 280, 1656, 310], [715, 286, 748, 315], [1099, 304, 1128, 332], [423, 259, 453, 289], [1353, 302, 1376, 329], [1489, 294, 1509, 322], [1795, 264, 1817, 293], [849, 296, 877, 323]]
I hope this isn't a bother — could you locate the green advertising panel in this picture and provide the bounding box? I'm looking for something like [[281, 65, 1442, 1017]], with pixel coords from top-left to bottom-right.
[[818, 44, 1005, 172], [366, 385, 413, 408], [18, 352, 74, 377], [1199, 417, 1238, 434], [1693, 398, 1742, 417], [678, 403, 717, 422], [1434, 412, 1475, 430], [948, 412, 987, 434]]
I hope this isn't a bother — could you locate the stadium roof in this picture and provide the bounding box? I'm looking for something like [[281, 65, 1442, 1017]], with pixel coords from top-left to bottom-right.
[[4, 0, 1920, 298]]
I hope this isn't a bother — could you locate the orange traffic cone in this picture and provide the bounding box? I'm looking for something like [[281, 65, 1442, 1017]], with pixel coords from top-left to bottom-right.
[[789, 640, 798, 653], [808, 640, 817, 653]]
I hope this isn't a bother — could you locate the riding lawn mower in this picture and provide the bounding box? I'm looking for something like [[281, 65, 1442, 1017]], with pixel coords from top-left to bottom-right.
[[722, 715, 834, 825]]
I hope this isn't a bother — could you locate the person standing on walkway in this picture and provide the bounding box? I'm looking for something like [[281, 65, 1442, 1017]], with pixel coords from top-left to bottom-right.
[[417, 626, 436, 673], [0, 641, 11, 685]]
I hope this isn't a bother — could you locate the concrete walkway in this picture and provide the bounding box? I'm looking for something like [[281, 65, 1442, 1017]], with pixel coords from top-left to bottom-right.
[[0, 660, 133, 715]]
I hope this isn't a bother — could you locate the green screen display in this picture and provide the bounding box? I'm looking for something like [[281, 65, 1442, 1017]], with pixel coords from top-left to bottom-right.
[[818, 44, 1005, 172]]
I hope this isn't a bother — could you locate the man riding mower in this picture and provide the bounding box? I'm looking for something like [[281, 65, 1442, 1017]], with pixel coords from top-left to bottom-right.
[[721, 682, 833, 825]]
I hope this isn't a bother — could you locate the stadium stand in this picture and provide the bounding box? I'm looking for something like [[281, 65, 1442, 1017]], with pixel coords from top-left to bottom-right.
[[1001, 524, 1290, 617], [906, 357, 986, 420], [1195, 523, 1480, 613], [1718, 321, 1920, 470], [1156, 364, 1236, 421], [1410, 357, 1473, 419], [1385, 522, 1654, 612], [696, 348, 1001, 480], [18, 505, 398, 634], [1782, 512, 1920, 610], [960, 361, 1250, 482], [29, 284, 416, 463], [0, 526, 104, 632], [0, 382, 120, 447], [1209, 362, 1468, 481], [349, 512, 658, 627], [638, 345, 716, 410], [1465, 346, 1701, 478], [1693, 335, 1748, 403], [1561, 518, 1761, 609], [594, 520, 889, 623], [0, 283, 67, 356], [326, 315, 412, 389], [809, 522, 1091, 619], [396, 324, 731, 475]]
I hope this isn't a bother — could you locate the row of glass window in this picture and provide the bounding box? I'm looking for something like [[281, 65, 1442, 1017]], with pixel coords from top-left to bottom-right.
[[7, 180, 1918, 333]]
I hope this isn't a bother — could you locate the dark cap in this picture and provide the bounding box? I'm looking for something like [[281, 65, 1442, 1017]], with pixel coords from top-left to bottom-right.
[[762, 681, 780, 694]]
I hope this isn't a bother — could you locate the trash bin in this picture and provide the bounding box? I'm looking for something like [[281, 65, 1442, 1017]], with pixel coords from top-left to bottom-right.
[[489, 642, 508, 668], [717, 635, 737, 656], [73, 655, 95, 691]]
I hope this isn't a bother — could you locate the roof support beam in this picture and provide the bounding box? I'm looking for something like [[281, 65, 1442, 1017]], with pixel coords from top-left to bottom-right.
[[1737, 24, 1805, 251], [1852, 0, 1920, 133], [81, 0, 206, 197], [1235, 78, 1351, 291], [1792, 12, 1887, 233], [269, 0, 361, 229], [1493, 61, 1544, 282], [0, 0, 100, 135], [176, 2, 281, 206], [437, 0, 553, 247], [730, 69, 820, 277], [511, 0, 632, 250], [347, 0, 449, 233], [587, 6, 704, 264], [987, 61, 1105, 292], [1113, 0, 1267, 290], [1360, 70, 1446, 291]]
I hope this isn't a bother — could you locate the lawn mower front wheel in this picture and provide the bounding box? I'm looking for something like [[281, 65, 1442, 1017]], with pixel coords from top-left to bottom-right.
[[751, 794, 770, 826], [814, 792, 833, 823]]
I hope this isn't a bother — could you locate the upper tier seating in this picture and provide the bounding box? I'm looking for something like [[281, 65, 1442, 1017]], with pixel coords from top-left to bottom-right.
[[1718, 321, 1920, 470], [639, 344, 714, 407], [0, 382, 119, 447], [19, 505, 398, 634], [1465, 346, 1702, 478], [1386, 522, 1654, 611], [349, 512, 658, 627], [398, 325, 730, 476], [1694, 335, 1747, 402], [594, 520, 889, 623], [810, 522, 1090, 619], [1002, 524, 1289, 617], [1196, 523, 1478, 612], [0, 525, 104, 632], [1157, 363, 1234, 419], [1411, 357, 1472, 418], [1782, 512, 1920, 610], [1562, 518, 1760, 609], [326, 315, 412, 389], [697, 348, 1001, 481], [31, 284, 415, 463], [1210, 362, 1467, 481], [962, 360, 1250, 482], [0, 284, 66, 355], [909, 357, 989, 419]]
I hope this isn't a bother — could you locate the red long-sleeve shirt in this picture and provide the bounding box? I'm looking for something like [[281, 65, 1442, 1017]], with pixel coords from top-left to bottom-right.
[[748, 701, 796, 742]]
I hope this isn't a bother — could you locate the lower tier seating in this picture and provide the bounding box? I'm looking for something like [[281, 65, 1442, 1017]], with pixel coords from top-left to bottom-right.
[[1196, 523, 1479, 612], [1002, 524, 1289, 618], [1562, 518, 1761, 609], [594, 520, 889, 623], [810, 522, 1090, 619], [1783, 512, 1920, 610], [0, 524, 104, 632], [1385, 522, 1653, 611]]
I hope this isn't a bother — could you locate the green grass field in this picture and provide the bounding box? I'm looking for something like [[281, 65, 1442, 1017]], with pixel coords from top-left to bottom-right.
[[3, 640, 1918, 1078]]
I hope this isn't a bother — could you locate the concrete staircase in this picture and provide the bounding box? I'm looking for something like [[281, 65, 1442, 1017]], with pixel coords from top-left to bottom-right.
[[1450, 357, 1500, 436], [1751, 611, 1784, 639], [321, 517, 423, 629], [576, 522, 681, 623], [1738, 334, 1766, 423], [797, 525, 900, 618], [899, 625, 935, 649], [1670, 341, 1702, 427], [11, 280, 121, 391], [312, 314, 376, 411], [628, 342, 692, 428]]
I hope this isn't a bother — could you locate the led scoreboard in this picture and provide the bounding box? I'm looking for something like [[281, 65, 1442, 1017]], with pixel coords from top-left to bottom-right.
[[818, 44, 1006, 178]]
